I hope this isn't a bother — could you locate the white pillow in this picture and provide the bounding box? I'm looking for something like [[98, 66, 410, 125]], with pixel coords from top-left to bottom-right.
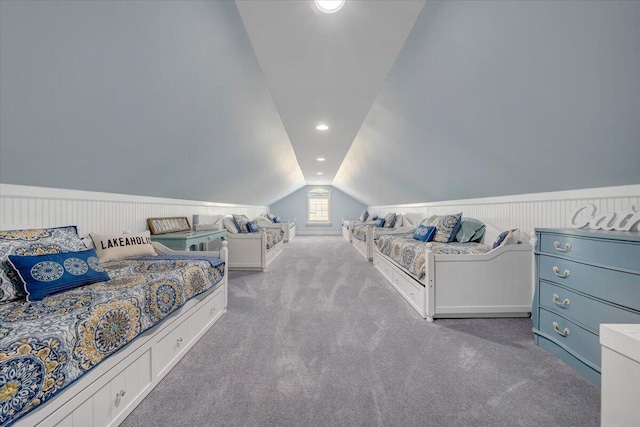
[[222, 217, 239, 234], [90, 231, 157, 262], [404, 213, 423, 226]]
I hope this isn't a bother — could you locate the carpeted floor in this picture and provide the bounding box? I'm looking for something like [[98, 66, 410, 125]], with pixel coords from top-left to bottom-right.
[[121, 236, 600, 427]]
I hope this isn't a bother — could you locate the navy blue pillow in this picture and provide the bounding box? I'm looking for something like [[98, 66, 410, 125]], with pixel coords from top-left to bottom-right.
[[413, 225, 436, 242], [247, 221, 259, 233], [8, 248, 110, 302], [376, 218, 385, 227], [492, 229, 518, 249], [273, 216, 281, 224]]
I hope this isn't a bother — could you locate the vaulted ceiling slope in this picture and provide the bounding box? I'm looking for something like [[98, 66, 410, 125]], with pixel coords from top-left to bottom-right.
[[236, 0, 425, 186], [0, 1, 304, 206], [333, 0, 640, 206]]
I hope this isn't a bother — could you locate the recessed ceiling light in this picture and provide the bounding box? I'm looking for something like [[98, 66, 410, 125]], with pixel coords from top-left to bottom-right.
[[315, 124, 329, 131], [317, 172, 323, 175], [315, 0, 345, 14], [317, 157, 325, 161]]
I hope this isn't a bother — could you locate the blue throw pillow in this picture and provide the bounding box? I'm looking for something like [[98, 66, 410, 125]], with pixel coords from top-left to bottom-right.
[[247, 221, 259, 233], [383, 213, 397, 228], [0, 225, 86, 303], [8, 248, 110, 302], [422, 213, 463, 243], [493, 229, 517, 249], [273, 216, 281, 224], [413, 225, 436, 242], [376, 218, 385, 227]]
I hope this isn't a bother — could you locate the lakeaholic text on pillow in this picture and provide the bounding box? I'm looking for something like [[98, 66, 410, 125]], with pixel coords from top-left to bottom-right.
[[90, 231, 157, 262]]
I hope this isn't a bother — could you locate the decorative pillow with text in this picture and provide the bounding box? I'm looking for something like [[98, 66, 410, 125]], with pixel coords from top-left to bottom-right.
[[90, 231, 157, 262]]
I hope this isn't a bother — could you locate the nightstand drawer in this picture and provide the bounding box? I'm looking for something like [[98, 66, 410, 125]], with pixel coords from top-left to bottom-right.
[[539, 233, 640, 271], [538, 255, 640, 310], [538, 308, 601, 369], [539, 281, 640, 333]]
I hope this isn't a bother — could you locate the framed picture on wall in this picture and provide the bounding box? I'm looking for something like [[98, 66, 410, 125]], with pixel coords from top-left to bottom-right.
[[147, 217, 191, 235]]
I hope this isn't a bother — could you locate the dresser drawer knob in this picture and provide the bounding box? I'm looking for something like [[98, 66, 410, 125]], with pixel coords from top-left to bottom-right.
[[177, 337, 183, 344], [116, 390, 126, 399], [552, 321, 570, 337], [552, 266, 570, 278], [552, 293, 571, 308], [553, 241, 572, 252]]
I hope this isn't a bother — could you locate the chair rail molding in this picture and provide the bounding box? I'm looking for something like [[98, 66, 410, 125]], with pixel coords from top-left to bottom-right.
[[367, 185, 640, 235], [0, 183, 268, 235]]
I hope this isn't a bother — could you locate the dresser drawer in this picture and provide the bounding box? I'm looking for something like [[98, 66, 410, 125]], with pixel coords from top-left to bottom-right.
[[538, 308, 601, 368], [539, 281, 640, 333], [538, 255, 640, 310], [392, 268, 425, 315], [539, 233, 640, 271], [373, 254, 392, 282]]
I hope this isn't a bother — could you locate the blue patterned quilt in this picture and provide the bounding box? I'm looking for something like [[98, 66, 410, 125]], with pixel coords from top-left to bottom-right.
[[265, 230, 284, 250], [0, 255, 225, 427], [376, 235, 491, 280], [352, 225, 368, 242]]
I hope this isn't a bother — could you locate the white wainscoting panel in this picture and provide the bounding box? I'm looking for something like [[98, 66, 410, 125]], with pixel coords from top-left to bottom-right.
[[368, 185, 640, 235], [0, 184, 268, 236]]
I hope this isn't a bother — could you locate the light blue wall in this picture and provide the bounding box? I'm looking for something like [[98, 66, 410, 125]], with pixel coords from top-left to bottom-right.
[[270, 186, 366, 234], [334, 0, 640, 206], [0, 0, 304, 206]]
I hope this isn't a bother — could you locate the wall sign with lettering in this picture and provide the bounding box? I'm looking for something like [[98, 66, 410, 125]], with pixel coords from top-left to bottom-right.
[[569, 204, 640, 232]]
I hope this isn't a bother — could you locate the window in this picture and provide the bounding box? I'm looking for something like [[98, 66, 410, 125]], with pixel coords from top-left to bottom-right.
[[307, 188, 331, 225]]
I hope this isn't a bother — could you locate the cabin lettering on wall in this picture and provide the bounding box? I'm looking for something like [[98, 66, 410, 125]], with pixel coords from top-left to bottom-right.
[[570, 204, 640, 232]]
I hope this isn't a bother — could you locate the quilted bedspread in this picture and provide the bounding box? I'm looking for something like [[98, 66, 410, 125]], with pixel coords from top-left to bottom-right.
[[376, 235, 491, 280], [0, 255, 225, 427], [265, 230, 284, 250], [352, 225, 368, 242]]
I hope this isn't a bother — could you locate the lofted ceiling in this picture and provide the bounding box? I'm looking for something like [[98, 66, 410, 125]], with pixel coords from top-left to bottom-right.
[[236, 0, 425, 186], [238, 0, 640, 206], [1, 1, 638, 207]]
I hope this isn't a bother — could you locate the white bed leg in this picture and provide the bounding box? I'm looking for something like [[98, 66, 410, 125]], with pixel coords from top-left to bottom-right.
[[426, 316, 434, 322]]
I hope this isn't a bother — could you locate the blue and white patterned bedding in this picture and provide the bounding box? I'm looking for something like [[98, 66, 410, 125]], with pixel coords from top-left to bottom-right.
[[352, 225, 368, 242], [376, 234, 491, 280], [0, 255, 225, 427], [265, 230, 284, 250]]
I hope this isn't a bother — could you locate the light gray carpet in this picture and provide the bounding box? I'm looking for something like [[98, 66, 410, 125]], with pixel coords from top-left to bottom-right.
[[122, 236, 600, 427]]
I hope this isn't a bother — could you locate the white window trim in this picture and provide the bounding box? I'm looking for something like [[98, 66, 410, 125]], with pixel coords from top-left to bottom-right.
[[306, 188, 332, 227]]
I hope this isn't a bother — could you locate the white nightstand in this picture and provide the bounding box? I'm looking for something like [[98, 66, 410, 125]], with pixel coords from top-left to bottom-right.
[[600, 324, 640, 427]]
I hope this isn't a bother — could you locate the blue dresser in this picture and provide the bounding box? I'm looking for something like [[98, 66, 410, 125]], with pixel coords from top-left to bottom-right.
[[533, 228, 640, 385]]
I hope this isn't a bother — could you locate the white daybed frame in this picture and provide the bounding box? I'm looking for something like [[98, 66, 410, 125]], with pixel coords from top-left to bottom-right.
[[258, 219, 295, 243], [352, 215, 417, 262], [352, 231, 371, 260], [283, 221, 296, 242], [14, 242, 229, 427], [373, 224, 533, 322], [223, 229, 283, 271], [341, 220, 352, 242]]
